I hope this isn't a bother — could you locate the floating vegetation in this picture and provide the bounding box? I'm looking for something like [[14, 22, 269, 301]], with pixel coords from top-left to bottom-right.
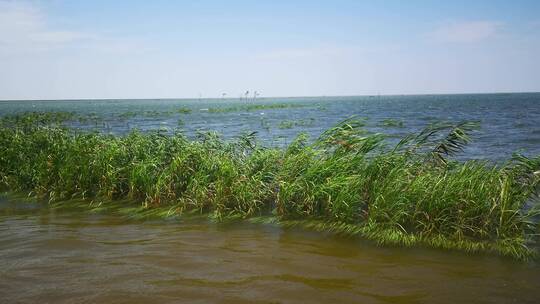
[[176, 107, 192, 114], [278, 118, 316, 129], [378, 118, 405, 128], [0, 111, 77, 128], [117, 110, 175, 119], [278, 120, 295, 129], [0, 114, 539, 259], [208, 103, 307, 113], [143, 110, 175, 117], [77, 112, 103, 123], [118, 111, 138, 119]]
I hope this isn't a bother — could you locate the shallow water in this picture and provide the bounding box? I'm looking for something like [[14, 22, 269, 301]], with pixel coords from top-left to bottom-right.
[[1, 93, 540, 161], [1, 198, 539, 304]]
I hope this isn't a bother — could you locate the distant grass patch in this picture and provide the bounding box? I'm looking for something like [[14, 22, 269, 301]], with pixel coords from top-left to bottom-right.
[[118, 110, 175, 119], [0, 111, 108, 128], [278, 118, 316, 129], [118, 111, 138, 119], [378, 118, 405, 128], [176, 107, 192, 114], [208, 103, 307, 113], [278, 121, 294, 129], [0, 111, 77, 127]]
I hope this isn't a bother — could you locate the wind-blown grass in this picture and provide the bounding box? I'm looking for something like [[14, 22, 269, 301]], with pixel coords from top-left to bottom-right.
[[0, 114, 539, 259]]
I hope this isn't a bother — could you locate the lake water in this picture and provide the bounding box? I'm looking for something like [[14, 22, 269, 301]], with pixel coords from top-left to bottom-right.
[[1, 93, 540, 161], [1, 197, 539, 304], [1, 93, 540, 303]]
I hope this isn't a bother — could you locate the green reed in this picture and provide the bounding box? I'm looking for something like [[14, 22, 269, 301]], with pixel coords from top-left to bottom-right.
[[0, 114, 538, 259]]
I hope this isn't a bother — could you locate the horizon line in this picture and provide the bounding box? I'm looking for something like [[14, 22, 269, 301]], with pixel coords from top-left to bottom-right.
[[1, 90, 539, 102]]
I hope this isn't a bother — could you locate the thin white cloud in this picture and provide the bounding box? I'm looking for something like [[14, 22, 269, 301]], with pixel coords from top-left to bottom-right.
[[0, 1, 147, 54], [0, 1, 88, 50], [429, 21, 502, 43]]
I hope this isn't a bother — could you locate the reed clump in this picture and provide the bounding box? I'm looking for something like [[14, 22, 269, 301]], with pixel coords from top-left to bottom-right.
[[0, 114, 538, 259]]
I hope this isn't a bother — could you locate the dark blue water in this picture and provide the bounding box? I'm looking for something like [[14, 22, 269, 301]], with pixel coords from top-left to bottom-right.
[[1, 93, 539, 161]]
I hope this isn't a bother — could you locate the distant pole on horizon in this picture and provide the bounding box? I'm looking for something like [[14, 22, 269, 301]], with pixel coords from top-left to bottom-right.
[[253, 91, 260, 101], [244, 90, 250, 103], [221, 93, 227, 99]]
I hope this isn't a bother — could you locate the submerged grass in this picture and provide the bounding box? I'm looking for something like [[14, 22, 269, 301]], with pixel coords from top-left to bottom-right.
[[278, 118, 316, 129], [118, 110, 176, 119], [378, 118, 404, 128], [176, 107, 192, 114], [0, 114, 539, 259]]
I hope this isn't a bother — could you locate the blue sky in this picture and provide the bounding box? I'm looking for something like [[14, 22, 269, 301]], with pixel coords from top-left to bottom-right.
[[1, 0, 539, 99]]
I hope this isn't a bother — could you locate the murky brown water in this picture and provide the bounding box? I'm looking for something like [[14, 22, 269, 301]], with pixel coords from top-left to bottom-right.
[[1, 199, 539, 304]]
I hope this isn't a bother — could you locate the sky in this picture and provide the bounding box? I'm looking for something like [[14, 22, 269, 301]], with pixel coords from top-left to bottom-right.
[[0, 0, 539, 100]]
